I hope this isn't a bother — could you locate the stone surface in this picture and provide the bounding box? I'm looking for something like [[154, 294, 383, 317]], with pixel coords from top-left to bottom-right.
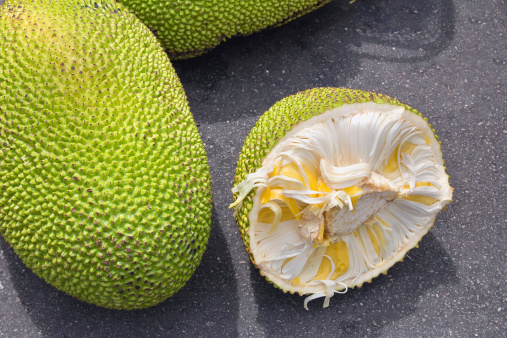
[[0, 0, 505, 337]]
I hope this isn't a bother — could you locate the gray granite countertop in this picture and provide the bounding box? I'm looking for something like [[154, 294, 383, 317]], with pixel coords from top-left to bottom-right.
[[0, 0, 505, 337]]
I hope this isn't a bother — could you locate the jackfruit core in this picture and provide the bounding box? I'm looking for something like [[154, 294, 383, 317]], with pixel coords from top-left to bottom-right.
[[231, 103, 452, 309]]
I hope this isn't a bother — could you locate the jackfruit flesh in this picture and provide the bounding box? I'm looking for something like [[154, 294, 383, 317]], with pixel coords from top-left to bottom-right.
[[115, 0, 334, 59], [0, 0, 212, 310], [231, 88, 452, 309]]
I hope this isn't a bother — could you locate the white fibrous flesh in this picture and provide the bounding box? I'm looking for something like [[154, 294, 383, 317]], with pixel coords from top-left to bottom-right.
[[231, 103, 453, 309]]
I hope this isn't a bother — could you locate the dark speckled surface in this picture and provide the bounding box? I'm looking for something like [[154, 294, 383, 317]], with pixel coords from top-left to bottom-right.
[[1, 0, 506, 337]]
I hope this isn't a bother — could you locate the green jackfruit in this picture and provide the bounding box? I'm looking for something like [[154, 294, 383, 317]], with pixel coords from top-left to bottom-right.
[[116, 0, 334, 59], [0, 0, 212, 310], [231, 88, 452, 309]]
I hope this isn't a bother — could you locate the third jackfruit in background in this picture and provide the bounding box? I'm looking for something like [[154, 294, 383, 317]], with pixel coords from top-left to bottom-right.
[[116, 0, 334, 59]]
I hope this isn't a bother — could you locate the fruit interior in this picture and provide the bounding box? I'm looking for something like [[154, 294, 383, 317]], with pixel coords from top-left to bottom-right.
[[234, 102, 452, 307]]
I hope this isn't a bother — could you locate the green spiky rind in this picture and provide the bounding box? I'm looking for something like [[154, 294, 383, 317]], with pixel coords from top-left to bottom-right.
[[232, 87, 435, 269], [116, 0, 333, 59], [0, 0, 212, 310]]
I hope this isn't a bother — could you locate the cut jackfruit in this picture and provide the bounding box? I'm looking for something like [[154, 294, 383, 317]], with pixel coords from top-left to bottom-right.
[[115, 0, 334, 59], [231, 88, 452, 309], [0, 0, 212, 310]]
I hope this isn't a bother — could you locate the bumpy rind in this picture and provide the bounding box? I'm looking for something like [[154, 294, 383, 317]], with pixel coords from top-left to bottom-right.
[[0, 0, 212, 309], [232, 87, 445, 293], [116, 0, 333, 59]]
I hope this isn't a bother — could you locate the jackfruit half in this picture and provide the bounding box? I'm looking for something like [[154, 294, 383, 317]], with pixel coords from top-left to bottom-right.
[[0, 0, 212, 310], [231, 88, 452, 309], [116, 0, 334, 59]]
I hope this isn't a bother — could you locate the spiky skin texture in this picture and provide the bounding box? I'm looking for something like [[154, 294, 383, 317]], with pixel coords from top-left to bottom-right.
[[232, 87, 441, 292], [116, 0, 334, 59], [0, 0, 212, 310]]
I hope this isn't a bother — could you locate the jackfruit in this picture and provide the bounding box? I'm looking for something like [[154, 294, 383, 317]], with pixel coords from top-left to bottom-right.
[[0, 0, 212, 310], [231, 88, 453, 309], [115, 0, 334, 59]]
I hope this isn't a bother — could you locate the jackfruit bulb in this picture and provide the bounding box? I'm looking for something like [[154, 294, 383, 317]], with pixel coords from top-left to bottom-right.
[[116, 0, 334, 59], [231, 88, 453, 309], [0, 0, 212, 310]]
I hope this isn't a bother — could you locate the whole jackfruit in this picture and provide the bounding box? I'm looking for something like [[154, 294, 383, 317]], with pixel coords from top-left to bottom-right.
[[115, 0, 334, 59], [231, 88, 453, 309], [0, 0, 212, 310]]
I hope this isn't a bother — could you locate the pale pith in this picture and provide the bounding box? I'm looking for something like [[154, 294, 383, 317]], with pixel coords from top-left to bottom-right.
[[232, 102, 452, 308]]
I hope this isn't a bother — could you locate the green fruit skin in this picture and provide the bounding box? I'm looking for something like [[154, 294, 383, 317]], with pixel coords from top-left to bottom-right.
[[232, 88, 430, 270], [116, 0, 334, 59], [0, 0, 212, 310]]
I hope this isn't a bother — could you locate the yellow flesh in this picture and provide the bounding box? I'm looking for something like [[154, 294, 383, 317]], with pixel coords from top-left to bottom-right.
[[403, 194, 440, 206], [313, 241, 349, 280], [383, 142, 417, 174]]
